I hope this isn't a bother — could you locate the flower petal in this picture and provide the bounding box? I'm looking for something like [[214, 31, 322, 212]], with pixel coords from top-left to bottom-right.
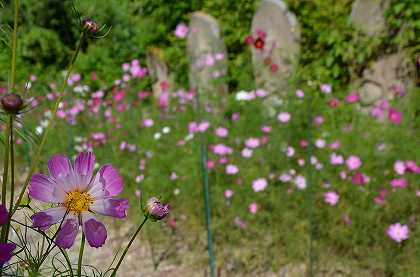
[[0, 243, 16, 265], [81, 213, 107, 248], [88, 165, 123, 199], [55, 214, 79, 249], [74, 152, 95, 190], [90, 198, 128, 218], [48, 154, 72, 180], [0, 205, 9, 226], [29, 174, 66, 203], [31, 207, 67, 230]]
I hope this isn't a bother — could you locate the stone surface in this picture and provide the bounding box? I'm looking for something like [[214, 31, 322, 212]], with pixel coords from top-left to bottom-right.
[[251, 0, 300, 98], [351, 0, 389, 36], [187, 12, 228, 97], [146, 48, 170, 100], [358, 53, 415, 105]]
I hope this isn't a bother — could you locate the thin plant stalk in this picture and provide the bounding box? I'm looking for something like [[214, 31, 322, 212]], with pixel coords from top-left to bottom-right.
[[0, 116, 11, 276], [12, 31, 86, 216], [8, 0, 19, 92], [305, 92, 315, 276], [194, 91, 216, 277], [1, 120, 10, 210], [77, 232, 86, 277], [110, 216, 148, 277], [4, 115, 15, 242]]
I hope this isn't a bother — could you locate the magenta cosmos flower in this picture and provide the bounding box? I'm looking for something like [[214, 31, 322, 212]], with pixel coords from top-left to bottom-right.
[[0, 205, 16, 265], [29, 152, 128, 249]]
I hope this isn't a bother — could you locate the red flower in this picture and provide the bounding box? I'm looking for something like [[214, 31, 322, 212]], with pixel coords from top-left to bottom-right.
[[254, 38, 265, 49], [329, 98, 339, 108], [270, 63, 279, 73]]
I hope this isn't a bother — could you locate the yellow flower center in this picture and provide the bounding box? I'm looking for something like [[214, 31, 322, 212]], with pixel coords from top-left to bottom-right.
[[64, 191, 93, 213]]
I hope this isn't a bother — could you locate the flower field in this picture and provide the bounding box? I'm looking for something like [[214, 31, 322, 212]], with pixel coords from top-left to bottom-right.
[[0, 0, 419, 276]]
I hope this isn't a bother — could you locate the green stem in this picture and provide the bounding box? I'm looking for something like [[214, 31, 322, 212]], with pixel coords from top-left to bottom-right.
[[11, 31, 86, 216], [194, 91, 216, 277], [4, 116, 14, 241], [77, 232, 85, 277], [1, 120, 10, 209], [8, 0, 19, 92], [60, 249, 74, 277], [0, 116, 11, 277], [1, 117, 11, 242], [111, 216, 148, 277], [305, 92, 315, 277]]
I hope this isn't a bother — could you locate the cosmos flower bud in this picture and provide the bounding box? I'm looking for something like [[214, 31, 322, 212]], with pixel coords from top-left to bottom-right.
[[146, 197, 169, 220], [81, 17, 99, 34], [1, 93, 23, 113]]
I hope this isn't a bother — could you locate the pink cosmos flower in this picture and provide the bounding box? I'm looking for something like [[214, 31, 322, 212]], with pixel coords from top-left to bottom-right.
[[294, 175, 307, 190], [405, 160, 419, 173], [174, 23, 189, 38], [231, 113, 240, 121], [295, 89, 304, 98], [245, 138, 260, 149], [207, 160, 216, 169], [143, 118, 154, 127], [252, 178, 268, 192], [197, 121, 210, 132], [159, 91, 169, 109], [279, 173, 292, 183], [390, 178, 407, 188], [393, 160, 406, 175], [241, 148, 253, 158], [285, 146, 295, 157], [277, 112, 291, 123], [330, 153, 344, 165], [388, 108, 402, 124], [224, 189, 234, 199], [313, 116, 324, 127], [215, 127, 228, 138], [29, 152, 128, 249], [345, 93, 359, 103], [205, 54, 215, 66], [213, 144, 233, 156], [298, 159, 305, 166], [249, 202, 258, 214], [255, 89, 268, 97], [351, 171, 366, 185], [300, 140, 309, 149], [320, 84, 332, 94], [329, 141, 341, 150], [324, 191, 339, 206], [218, 157, 228, 164], [226, 164, 239, 175], [315, 139, 326, 148], [244, 35, 254, 45], [387, 223, 409, 243], [371, 100, 389, 120], [374, 189, 388, 204], [261, 126, 272, 133], [346, 155, 362, 170]]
